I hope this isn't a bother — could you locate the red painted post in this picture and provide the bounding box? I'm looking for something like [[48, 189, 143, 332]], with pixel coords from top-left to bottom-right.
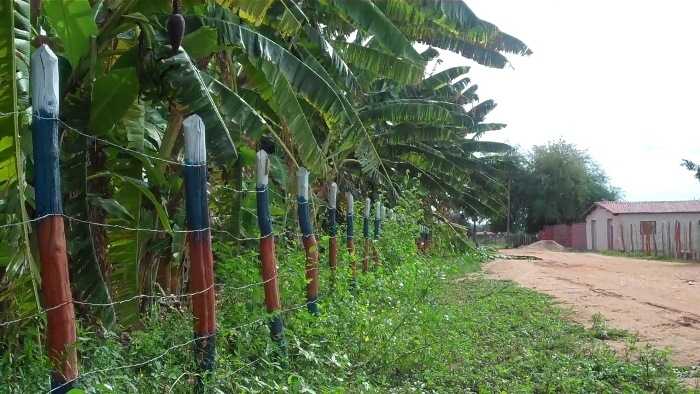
[[328, 182, 338, 273], [297, 168, 319, 314], [32, 45, 78, 393], [183, 115, 216, 371], [346, 192, 356, 288], [255, 150, 285, 344]]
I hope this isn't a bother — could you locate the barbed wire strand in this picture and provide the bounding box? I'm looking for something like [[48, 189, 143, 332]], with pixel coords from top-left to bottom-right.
[[48, 296, 323, 393], [1, 269, 292, 327]]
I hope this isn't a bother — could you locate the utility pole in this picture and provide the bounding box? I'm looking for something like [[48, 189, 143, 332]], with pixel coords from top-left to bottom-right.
[[506, 177, 512, 236]]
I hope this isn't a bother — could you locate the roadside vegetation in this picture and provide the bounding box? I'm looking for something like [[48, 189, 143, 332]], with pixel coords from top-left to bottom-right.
[[3, 194, 690, 392]]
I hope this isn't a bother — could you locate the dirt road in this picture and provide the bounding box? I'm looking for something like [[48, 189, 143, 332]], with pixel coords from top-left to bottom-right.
[[486, 249, 700, 365]]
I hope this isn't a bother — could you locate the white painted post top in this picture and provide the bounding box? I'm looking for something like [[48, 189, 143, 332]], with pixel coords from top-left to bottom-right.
[[346, 192, 354, 214], [364, 198, 371, 218], [375, 201, 381, 220], [328, 182, 338, 209], [183, 114, 206, 164], [31, 45, 60, 114], [256, 150, 269, 187], [297, 167, 309, 199]]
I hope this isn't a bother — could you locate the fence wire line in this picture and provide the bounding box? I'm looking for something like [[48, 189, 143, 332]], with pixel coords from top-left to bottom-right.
[[48, 296, 323, 393], [0, 270, 290, 327], [56, 118, 206, 168]]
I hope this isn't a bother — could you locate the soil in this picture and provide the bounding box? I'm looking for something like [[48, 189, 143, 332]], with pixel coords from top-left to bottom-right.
[[518, 240, 566, 252], [485, 249, 700, 366]]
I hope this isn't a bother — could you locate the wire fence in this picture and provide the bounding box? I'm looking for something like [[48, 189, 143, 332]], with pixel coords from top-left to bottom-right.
[[48, 295, 324, 393], [1, 110, 397, 393]]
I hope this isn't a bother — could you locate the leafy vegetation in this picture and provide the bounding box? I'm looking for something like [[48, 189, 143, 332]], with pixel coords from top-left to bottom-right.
[[490, 139, 620, 233], [1, 0, 528, 332], [1, 190, 690, 392], [5, 1, 682, 393]]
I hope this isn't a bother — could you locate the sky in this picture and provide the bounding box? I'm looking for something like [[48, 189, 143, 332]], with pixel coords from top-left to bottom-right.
[[437, 0, 700, 201]]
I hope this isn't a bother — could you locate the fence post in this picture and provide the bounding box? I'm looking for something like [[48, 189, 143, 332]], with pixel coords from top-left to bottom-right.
[[297, 168, 319, 314], [346, 192, 356, 288], [328, 182, 338, 273], [372, 200, 381, 266], [363, 198, 370, 273], [374, 200, 381, 240], [255, 150, 285, 347], [32, 44, 78, 393], [183, 115, 216, 372]]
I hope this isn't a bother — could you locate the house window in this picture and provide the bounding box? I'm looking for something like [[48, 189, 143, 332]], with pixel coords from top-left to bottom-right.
[[640, 221, 656, 235]]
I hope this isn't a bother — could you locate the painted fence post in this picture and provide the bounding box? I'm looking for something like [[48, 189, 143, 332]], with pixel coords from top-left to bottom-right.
[[346, 192, 356, 287], [255, 150, 285, 346], [328, 182, 338, 273], [297, 168, 319, 314], [363, 198, 371, 273], [183, 115, 216, 371], [374, 200, 381, 240], [32, 44, 78, 393], [372, 200, 381, 266]]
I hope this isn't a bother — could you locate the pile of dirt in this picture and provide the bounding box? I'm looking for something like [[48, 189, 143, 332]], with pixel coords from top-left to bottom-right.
[[520, 240, 566, 252]]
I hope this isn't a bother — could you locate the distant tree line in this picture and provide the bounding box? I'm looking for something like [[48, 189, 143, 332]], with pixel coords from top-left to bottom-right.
[[490, 139, 620, 234]]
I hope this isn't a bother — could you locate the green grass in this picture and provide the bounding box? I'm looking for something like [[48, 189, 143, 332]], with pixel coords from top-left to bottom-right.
[[600, 249, 698, 264], [2, 217, 695, 392]]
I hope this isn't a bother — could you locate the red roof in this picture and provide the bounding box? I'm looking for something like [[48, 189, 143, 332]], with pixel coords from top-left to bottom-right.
[[589, 200, 700, 215]]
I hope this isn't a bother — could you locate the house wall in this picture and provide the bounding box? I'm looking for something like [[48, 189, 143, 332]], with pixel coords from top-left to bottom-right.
[[539, 223, 587, 250], [585, 207, 615, 251], [585, 209, 700, 255]]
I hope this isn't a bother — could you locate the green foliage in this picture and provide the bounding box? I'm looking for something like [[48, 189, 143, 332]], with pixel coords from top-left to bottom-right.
[[493, 139, 620, 233], [43, 0, 97, 68], [0, 207, 688, 392], [0, 0, 40, 343], [89, 68, 139, 135]]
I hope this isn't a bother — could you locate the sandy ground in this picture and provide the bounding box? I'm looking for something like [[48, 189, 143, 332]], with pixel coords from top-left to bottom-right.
[[485, 249, 700, 366]]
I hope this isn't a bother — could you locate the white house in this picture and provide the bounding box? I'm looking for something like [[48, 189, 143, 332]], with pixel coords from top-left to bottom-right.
[[584, 201, 700, 255]]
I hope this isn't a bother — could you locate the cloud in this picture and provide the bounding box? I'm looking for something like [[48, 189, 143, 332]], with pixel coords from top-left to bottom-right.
[[437, 0, 700, 201]]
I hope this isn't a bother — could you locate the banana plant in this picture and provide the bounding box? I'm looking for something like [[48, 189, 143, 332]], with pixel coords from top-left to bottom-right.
[[0, 0, 41, 341]]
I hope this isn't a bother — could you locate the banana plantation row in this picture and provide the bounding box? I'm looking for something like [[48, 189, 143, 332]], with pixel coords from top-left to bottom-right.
[[0, 0, 529, 391]]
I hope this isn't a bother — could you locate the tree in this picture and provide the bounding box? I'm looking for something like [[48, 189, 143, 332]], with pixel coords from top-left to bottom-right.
[[491, 140, 619, 233], [0, 0, 530, 335]]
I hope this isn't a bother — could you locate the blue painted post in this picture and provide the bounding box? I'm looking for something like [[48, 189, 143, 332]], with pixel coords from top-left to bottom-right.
[[346, 192, 356, 287], [255, 150, 285, 345], [183, 115, 216, 371], [374, 200, 381, 240], [32, 44, 78, 393], [328, 182, 338, 274], [297, 168, 319, 314], [372, 200, 381, 266], [362, 198, 371, 273]]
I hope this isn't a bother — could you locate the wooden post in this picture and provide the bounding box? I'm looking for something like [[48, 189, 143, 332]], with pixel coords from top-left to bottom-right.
[[362, 198, 370, 273], [328, 182, 338, 273], [297, 168, 319, 314], [346, 192, 356, 288], [372, 200, 381, 266], [256, 150, 285, 345], [374, 200, 381, 240], [32, 44, 78, 393], [506, 177, 511, 237], [183, 115, 216, 371]]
